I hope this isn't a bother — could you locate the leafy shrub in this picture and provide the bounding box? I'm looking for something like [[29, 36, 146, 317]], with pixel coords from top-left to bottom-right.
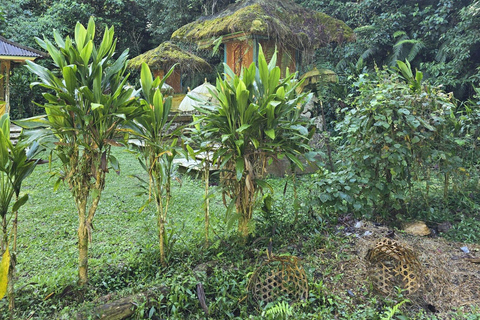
[[330, 62, 456, 220], [193, 46, 313, 238]]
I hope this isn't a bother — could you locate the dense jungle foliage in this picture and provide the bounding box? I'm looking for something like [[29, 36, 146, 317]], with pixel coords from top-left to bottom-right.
[[1, 0, 480, 118]]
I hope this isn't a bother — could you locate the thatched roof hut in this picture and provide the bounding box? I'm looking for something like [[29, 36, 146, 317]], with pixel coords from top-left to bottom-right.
[[128, 42, 211, 93], [171, 0, 354, 50], [129, 41, 211, 73]]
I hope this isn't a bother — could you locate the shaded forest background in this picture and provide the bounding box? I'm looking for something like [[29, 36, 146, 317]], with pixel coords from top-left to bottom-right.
[[1, 0, 479, 118]]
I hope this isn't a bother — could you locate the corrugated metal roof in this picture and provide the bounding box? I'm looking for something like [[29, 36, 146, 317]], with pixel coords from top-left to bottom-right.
[[0, 35, 45, 58]]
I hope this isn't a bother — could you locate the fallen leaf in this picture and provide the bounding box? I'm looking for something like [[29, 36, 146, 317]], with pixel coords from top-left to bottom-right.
[[0, 248, 10, 300]]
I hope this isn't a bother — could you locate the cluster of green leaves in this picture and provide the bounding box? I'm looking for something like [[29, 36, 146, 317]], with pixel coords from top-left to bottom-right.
[[192, 46, 313, 236], [22, 17, 142, 285], [0, 115, 37, 222], [125, 62, 186, 265], [312, 61, 459, 219], [0, 0, 149, 55], [0, 114, 40, 310], [24, 17, 140, 192], [299, 0, 479, 103]]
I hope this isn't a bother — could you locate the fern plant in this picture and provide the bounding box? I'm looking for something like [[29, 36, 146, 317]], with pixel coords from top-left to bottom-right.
[[380, 299, 409, 320], [389, 31, 425, 66], [264, 300, 294, 320]]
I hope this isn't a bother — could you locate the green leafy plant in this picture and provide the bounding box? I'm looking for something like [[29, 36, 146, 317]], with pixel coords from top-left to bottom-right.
[[184, 109, 221, 244], [389, 32, 425, 67], [394, 60, 423, 93], [380, 298, 409, 320], [0, 114, 39, 311], [333, 62, 456, 219], [194, 46, 313, 238], [23, 17, 140, 285], [264, 300, 294, 319], [125, 62, 183, 265]]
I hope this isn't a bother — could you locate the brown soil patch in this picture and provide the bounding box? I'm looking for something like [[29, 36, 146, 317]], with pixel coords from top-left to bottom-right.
[[312, 221, 480, 318]]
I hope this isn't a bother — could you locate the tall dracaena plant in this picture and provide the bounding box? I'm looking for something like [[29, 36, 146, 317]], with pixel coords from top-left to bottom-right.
[[24, 17, 140, 285], [125, 63, 181, 265], [0, 114, 39, 311], [195, 46, 313, 238]]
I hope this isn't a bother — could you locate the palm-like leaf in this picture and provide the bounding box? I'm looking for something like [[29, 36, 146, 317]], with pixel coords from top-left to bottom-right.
[[23, 17, 142, 285], [193, 45, 313, 237]]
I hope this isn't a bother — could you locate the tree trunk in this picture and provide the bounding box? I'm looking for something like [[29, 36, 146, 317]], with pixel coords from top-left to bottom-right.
[[78, 214, 89, 286], [1, 215, 6, 252], [7, 251, 15, 311], [158, 216, 165, 266], [8, 210, 18, 311], [238, 214, 249, 239], [204, 159, 210, 244], [444, 172, 449, 203], [237, 186, 253, 239]]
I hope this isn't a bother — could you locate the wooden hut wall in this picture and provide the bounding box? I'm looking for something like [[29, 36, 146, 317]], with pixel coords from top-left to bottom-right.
[[154, 69, 183, 93], [224, 38, 297, 77], [258, 40, 296, 76], [225, 39, 254, 75]]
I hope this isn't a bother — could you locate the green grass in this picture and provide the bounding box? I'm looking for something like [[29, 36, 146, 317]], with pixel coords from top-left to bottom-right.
[[1, 148, 480, 319]]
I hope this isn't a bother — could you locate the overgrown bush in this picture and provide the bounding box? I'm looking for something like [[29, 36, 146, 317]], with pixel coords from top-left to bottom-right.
[[314, 62, 458, 220]]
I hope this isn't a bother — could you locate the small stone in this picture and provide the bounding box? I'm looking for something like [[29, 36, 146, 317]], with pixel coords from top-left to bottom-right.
[[437, 221, 452, 233], [460, 246, 470, 254], [404, 221, 431, 236]]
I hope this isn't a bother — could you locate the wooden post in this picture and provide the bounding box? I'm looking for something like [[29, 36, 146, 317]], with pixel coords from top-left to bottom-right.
[[0, 61, 5, 116], [5, 61, 10, 114]]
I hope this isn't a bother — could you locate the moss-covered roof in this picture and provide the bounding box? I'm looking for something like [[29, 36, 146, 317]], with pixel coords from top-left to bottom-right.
[[128, 42, 211, 73], [171, 0, 354, 50]]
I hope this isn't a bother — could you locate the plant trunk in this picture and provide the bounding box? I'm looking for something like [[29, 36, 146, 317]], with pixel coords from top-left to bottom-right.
[[238, 213, 250, 239], [78, 215, 89, 286], [8, 210, 18, 311], [158, 216, 165, 266], [320, 101, 335, 172], [444, 172, 449, 203], [204, 159, 210, 245], [73, 152, 105, 286], [155, 169, 169, 266], [1, 215, 6, 252], [7, 251, 15, 311], [237, 183, 254, 239]]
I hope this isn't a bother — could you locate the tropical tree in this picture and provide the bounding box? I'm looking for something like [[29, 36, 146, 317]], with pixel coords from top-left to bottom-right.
[[194, 47, 313, 238], [125, 63, 183, 265], [0, 114, 39, 311], [23, 17, 140, 285]]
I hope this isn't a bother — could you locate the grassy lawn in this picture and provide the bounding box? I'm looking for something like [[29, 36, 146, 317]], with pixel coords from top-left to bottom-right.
[[1, 148, 480, 319]]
